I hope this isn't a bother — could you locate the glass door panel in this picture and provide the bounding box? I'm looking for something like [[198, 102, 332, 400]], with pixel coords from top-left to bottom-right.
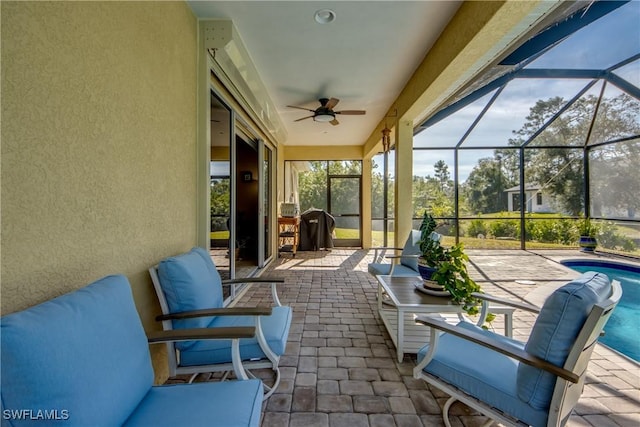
[[329, 176, 362, 247], [259, 141, 273, 266], [210, 93, 232, 281]]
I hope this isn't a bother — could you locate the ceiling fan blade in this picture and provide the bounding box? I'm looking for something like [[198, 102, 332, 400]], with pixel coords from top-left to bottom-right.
[[294, 115, 314, 122], [335, 110, 366, 115], [330, 118, 340, 126], [325, 97, 339, 109], [287, 105, 315, 112]]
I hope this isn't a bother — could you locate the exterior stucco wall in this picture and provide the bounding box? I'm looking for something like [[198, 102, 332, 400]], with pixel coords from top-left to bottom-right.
[[1, 1, 197, 381]]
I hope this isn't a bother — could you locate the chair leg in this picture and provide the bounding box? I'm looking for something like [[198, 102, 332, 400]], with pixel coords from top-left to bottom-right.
[[263, 367, 281, 399], [245, 366, 281, 399], [442, 396, 456, 427], [443, 395, 495, 427]]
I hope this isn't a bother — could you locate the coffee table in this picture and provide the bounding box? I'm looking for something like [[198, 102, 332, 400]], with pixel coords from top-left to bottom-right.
[[376, 275, 514, 362]]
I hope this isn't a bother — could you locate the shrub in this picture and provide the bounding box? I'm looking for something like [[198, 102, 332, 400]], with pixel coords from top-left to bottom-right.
[[489, 218, 519, 239], [598, 221, 637, 252], [467, 219, 488, 238], [527, 218, 577, 244]]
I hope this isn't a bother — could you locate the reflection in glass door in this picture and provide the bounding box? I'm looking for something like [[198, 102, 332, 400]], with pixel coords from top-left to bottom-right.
[[259, 142, 273, 266], [329, 176, 362, 247], [209, 93, 232, 281]]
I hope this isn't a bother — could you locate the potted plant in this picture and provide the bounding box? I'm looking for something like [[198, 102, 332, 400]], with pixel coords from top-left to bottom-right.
[[577, 217, 599, 252], [416, 212, 484, 316], [416, 212, 443, 280]]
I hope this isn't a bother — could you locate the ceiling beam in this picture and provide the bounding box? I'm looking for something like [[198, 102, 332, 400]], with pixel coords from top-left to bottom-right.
[[362, 0, 564, 158]]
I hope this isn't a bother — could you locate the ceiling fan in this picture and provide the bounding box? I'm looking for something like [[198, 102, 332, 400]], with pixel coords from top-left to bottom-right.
[[287, 98, 365, 126]]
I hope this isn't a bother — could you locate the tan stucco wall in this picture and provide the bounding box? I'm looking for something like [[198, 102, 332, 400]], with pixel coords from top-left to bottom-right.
[[1, 1, 197, 382]]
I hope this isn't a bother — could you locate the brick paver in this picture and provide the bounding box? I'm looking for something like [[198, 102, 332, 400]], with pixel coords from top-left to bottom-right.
[[217, 249, 639, 426]]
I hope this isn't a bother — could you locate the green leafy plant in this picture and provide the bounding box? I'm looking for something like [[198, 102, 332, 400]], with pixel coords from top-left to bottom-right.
[[417, 212, 489, 318], [417, 212, 444, 267], [577, 217, 599, 237], [430, 244, 484, 315]]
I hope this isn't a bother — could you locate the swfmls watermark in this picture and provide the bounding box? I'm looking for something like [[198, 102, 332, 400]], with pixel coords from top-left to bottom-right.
[[2, 409, 69, 421]]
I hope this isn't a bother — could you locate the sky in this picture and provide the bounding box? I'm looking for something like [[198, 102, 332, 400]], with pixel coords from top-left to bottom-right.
[[398, 1, 640, 184]]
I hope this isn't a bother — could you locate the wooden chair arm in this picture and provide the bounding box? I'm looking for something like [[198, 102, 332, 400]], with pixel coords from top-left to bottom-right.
[[371, 247, 404, 263], [156, 306, 272, 321], [148, 327, 255, 381], [471, 292, 540, 313], [414, 315, 579, 383], [386, 254, 420, 267], [147, 326, 256, 344]]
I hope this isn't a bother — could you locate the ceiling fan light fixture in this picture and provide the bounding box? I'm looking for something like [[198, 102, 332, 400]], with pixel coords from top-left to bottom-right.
[[314, 113, 335, 122], [314, 9, 336, 24]]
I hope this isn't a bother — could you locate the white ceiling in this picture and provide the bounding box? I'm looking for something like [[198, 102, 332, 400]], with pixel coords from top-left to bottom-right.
[[188, 1, 462, 146]]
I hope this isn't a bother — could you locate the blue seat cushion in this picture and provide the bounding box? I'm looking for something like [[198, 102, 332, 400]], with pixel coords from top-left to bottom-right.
[[157, 247, 224, 331], [400, 230, 422, 271], [368, 263, 420, 277], [418, 321, 548, 427], [179, 306, 292, 366], [517, 271, 611, 410], [1, 275, 154, 426], [124, 380, 263, 427]]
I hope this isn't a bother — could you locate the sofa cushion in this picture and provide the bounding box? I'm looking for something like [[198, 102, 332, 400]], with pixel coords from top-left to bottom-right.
[[419, 321, 547, 427], [124, 380, 263, 427], [1, 275, 153, 426], [368, 263, 421, 277], [179, 306, 292, 366], [157, 247, 223, 332], [517, 271, 611, 410]]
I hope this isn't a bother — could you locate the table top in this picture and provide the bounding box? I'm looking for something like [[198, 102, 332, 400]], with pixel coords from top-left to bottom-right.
[[376, 275, 459, 310]]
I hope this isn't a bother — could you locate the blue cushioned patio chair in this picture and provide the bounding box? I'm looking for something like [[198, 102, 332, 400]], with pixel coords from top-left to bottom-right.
[[1, 274, 263, 427], [368, 229, 424, 277], [413, 272, 622, 427], [149, 247, 292, 398]]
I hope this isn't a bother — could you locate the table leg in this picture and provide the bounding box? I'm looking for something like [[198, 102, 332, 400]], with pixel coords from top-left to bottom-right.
[[397, 308, 404, 363], [505, 312, 513, 338]]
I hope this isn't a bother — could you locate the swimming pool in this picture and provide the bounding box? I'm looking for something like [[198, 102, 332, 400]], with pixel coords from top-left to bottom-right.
[[561, 259, 640, 362]]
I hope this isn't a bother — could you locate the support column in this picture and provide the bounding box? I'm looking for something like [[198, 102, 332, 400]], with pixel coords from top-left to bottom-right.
[[362, 156, 373, 249], [394, 119, 413, 248]]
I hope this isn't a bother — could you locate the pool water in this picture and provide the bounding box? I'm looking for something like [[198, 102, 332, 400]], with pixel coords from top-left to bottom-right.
[[562, 260, 640, 362]]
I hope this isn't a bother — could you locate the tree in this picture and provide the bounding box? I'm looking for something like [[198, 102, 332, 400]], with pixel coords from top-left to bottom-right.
[[505, 93, 640, 216], [433, 160, 451, 193], [298, 161, 328, 212], [462, 157, 511, 214], [412, 160, 454, 218]]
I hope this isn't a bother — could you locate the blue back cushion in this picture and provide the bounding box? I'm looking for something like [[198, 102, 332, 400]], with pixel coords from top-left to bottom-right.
[[517, 271, 611, 410], [157, 247, 223, 330], [0, 275, 153, 426], [400, 230, 422, 272]]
